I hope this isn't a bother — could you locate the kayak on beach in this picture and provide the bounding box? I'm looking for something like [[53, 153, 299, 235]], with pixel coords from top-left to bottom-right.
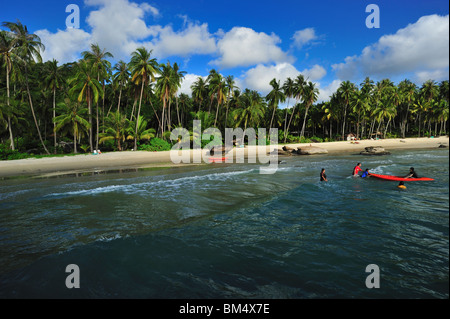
[[368, 173, 434, 182]]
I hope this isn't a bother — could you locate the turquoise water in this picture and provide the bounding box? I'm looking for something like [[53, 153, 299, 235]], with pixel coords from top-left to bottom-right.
[[0, 149, 448, 298]]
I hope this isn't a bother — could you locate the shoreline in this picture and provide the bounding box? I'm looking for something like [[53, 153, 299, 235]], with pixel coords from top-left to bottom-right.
[[1, 136, 448, 179]]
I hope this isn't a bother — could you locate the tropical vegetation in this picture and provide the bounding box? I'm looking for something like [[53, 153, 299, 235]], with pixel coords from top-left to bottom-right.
[[0, 21, 449, 159]]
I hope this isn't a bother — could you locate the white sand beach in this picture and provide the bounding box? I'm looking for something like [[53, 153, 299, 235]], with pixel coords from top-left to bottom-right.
[[0, 136, 448, 178]]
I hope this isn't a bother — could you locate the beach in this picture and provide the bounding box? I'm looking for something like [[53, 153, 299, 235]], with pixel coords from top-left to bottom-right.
[[1, 136, 448, 179]]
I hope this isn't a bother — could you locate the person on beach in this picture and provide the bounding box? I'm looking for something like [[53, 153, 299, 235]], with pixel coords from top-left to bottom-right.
[[404, 167, 418, 179], [361, 169, 370, 178], [353, 163, 363, 176], [320, 169, 328, 182]]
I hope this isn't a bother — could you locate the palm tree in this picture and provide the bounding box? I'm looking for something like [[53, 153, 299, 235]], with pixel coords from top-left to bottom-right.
[[0, 30, 17, 149], [112, 60, 130, 113], [127, 116, 156, 145], [337, 81, 356, 139], [54, 98, 90, 154], [282, 77, 295, 142], [266, 78, 286, 130], [191, 76, 207, 113], [156, 62, 176, 137], [3, 20, 50, 154], [43, 59, 65, 152], [82, 43, 113, 150], [286, 74, 306, 140], [224, 75, 238, 129], [299, 81, 319, 139], [233, 89, 266, 131], [128, 47, 159, 151], [69, 59, 103, 152], [209, 72, 227, 128], [99, 111, 130, 151], [172, 62, 186, 127]]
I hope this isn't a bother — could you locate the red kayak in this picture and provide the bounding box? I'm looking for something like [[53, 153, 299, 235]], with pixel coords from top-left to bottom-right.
[[368, 173, 434, 182], [208, 157, 229, 163]]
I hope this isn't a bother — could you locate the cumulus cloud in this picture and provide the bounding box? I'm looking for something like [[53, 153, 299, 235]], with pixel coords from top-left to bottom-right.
[[178, 73, 206, 96], [243, 63, 326, 95], [316, 80, 342, 103], [332, 14, 449, 82], [292, 28, 317, 49], [36, 28, 92, 64], [211, 27, 293, 69], [86, 0, 159, 60], [145, 22, 217, 59]]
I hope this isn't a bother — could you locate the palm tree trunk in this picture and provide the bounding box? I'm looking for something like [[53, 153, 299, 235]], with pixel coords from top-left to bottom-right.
[[214, 101, 221, 128], [73, 129, 77, 154], [117, 85, 123, 113], [134, 80, 145, 151], [300, 105, 310, 139], [53, 87, 57, 153], [6, 67, 15, 150], [176, 96, 181, 127], [25, 66, 50, 155], [88, 90, 93, 152], [96, 100, 99, 151], [130, 98, 137, 121], [269, 104, 276, 129], [341, 103, 347, 140]]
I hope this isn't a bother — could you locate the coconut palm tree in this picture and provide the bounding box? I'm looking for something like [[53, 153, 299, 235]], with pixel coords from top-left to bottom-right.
[[286, 74, 306, 140], [82, 43, 113, 150], [266, 78, 286, 130], [0, 30, 18, 149], [224, 75, 238, 129], [43, 59, 65, 152], [300, 81, 319, 139], [112, 60, 130, 113], [3, 20, 49, 154], [337, 81, 356, 140], [54, 98, 90, 154], [233, 89, 266, 131], [191, 76, 207, 113], [128, 47, 159, 151], [127, 116, 156, 145], [69, 59, 103, 152], [205, 71, 227, 128], [156, 62, 176, 136], [99, 111, 130, 151], [282, 77, 295, 143]]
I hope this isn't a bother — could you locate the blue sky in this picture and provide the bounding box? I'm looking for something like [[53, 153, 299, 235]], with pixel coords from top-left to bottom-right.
[[1, 0, 449, 102]]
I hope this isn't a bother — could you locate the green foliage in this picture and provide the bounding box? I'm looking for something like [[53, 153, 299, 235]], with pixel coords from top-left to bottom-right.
[[138, 138, 171, 152], [0, 144, 28, 160]]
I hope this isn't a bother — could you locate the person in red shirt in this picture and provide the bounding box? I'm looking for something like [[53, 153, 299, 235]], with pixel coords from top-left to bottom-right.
[[353, 163, 363, 176]]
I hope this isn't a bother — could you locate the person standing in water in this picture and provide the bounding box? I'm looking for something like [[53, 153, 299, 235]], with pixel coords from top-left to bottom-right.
[[320, 168, 328, 182], [353, 163, 363, 176]]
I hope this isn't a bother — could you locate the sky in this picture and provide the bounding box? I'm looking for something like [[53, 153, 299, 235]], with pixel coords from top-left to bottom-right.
[[1, 0, 449, 103]]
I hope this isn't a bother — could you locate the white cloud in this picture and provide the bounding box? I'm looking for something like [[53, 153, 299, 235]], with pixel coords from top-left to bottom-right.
[[292, 28, 317, 49], [86, 0, 159, 60], [146, 22, 217, 59], [211, 27, 293, 69], [35, 28, 92, 64], [332, 14, 449, 82], [178, 73, 206, 96], [242, 63, 326, 95], [316, 80, 342, 103]]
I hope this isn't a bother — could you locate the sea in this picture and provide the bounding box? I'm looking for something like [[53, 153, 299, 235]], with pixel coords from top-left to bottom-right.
[[0, 148, 448, 299]]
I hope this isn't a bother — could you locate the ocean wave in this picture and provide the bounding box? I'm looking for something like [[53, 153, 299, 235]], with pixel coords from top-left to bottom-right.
[[45, 169, 256, 198]]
